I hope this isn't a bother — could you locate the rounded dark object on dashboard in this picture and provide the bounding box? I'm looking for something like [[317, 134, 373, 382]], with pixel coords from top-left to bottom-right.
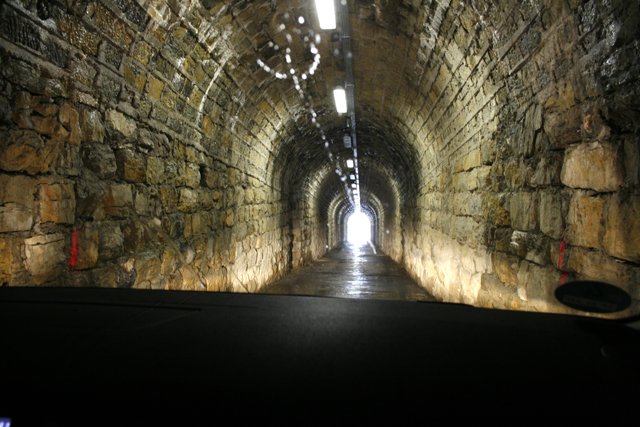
[[555, 280, 631, 313]]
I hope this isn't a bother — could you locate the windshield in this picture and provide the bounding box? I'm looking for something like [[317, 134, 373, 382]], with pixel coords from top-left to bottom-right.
[[0, 0, 638, 319]]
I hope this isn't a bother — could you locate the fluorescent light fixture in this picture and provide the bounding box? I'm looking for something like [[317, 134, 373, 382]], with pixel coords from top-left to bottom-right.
[[346, 159, 354, 168], [333, 87, 347, 113], [315, 0, 336, 30], [343, 135, 351, 148]]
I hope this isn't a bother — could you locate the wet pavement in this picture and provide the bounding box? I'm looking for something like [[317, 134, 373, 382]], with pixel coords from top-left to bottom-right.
[[260, 243, 436, 301]]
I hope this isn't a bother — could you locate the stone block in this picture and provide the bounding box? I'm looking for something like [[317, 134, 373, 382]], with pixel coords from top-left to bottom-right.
[[39, 180, 75, 224], [454, 169, 478, 191], [561, 141, 624, 192], [540, 191, 564, 240], [510, 192, 538, 231], [134, 252, 161, 285], [0, 129, 60, 175], [161, 246, 178, 275], [566, 191, 605, 249], [80, 144, 118, 179], [196, 190, 214, 210], [508, 230, 528, 258], [201, 166, 219, 188], [0, 174, 36, 232], [105, 109, 136, 137], [523, 233, 550, 266], [147, 75, 164, 100], [104, 184, 133, 218], [145, 157, 164, 185], [544, 106, 581, 149], [178, 188, 198, 212], [477, 273, 521, 310], [32, 102, 59, 118], [134, 187, 151, 215], [476, 166, 492, 189], [94, 4, 133, 48], [516, 261, 562, 311], [494, 228, 512, 253], [163, 159, 180, 185], [0, 237, 15, 283], [530, 152, 563, 187], [515, 121, 536, 158], [98, 222, 124, 261], [81, 110, 105, 143], [75, 92, 98, 107], [15, 92, 40, 110], [623, 135, 639, 186], [226, 209, 234, 227], [452, 216, 486, 246], [455, 150, 481, 172], [88, 265, 118, 288], [244, 188, 255, 204], [59, 104, 82, 145], [185, 163, 201, 189], [544, 80, 575, 113], [57, 143, 83, 177], [24, 233, 66, 284], [162, 214, 185, 239], [161, 89, 177, 110], [13, 110, 58, 135], [190, 212, 203, 236], [75, 225, 99, 270], [122, 220, 145, 252], [123, 61, 147, 92], [75, 180, 108, 221], [116, 149, 146, 183], [179, 266, 202, 290], [564, 246, 632, 287], [482, 193, 510, 227], [603, 194, 640, 262], [453, 192, 481, 216], [481, 139, 496, 165], [159, 187, 178, 212], [504, 158, 530, 190], [57, 14, 100, 55], [492, 251, 520, 287]]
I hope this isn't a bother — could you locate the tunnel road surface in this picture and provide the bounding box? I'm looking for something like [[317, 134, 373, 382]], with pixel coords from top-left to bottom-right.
[[261, 243, 436, 301]]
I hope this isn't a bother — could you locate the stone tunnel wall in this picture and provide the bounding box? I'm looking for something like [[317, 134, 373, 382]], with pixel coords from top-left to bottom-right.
[[289, 190, 328, 268], [0, 0, 301, 292], [380, 195, 402, 263], [399, 0, 640, 316]]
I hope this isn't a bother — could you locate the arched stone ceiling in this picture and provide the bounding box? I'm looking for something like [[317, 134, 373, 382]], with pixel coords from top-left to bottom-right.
[[179, 0, 454, 219], [55, 0, 504, 234]]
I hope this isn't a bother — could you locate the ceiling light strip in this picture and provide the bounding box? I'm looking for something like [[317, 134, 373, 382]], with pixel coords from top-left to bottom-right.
[[337, 0, 360, 209]]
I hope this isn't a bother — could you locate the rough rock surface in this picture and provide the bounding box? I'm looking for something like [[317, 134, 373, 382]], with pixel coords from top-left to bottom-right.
[[561, 142, 625, 192]]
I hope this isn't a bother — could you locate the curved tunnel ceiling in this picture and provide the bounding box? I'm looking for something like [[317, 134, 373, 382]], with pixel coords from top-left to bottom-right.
[[191, 0, 453, 224], [2, 0, 553, 230], [77, 0, 507, 235]]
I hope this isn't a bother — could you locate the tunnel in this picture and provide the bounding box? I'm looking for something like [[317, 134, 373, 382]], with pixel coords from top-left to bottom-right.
[[0, 0, 639, 317]]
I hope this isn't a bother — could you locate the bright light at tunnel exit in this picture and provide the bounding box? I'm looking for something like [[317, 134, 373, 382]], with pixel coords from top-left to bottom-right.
[[347, 210, 371, 246]]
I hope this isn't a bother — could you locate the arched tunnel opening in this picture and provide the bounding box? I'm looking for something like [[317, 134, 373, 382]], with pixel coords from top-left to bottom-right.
[[0, 0, 638, 318], [346, 209, 371, 246]]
